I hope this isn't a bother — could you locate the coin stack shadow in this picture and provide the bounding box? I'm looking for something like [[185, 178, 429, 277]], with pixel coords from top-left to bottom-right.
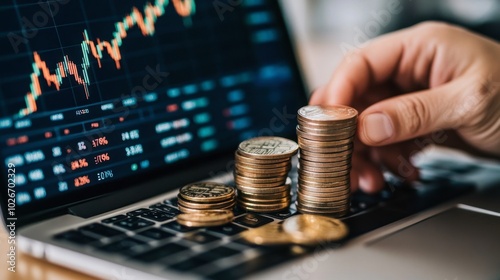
[[177, 182, 236, 213], [234, 151, 293, 213], [296, 105, 358, 217]]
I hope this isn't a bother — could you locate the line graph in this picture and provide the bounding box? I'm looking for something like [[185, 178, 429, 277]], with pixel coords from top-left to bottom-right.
[[19, 0, 196, 117]]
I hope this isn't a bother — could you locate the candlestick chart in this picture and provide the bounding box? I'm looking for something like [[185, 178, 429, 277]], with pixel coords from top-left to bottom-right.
[[7, 0, 195, 118]]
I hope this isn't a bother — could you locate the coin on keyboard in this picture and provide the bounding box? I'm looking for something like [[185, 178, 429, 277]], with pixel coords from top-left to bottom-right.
[[238, 136, 298, 159], [176, 210, 234, 227], [179, 182, 235, 203], [241, 223, 293, 245], [282, 214, 349, 244]]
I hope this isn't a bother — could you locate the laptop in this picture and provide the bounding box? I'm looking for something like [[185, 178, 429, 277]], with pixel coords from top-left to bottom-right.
[[1, 1, 500, 279]]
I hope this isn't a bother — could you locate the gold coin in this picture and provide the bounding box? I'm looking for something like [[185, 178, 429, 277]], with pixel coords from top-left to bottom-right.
[[234, 161, 291, 170], [298, 153, 352, 163], [178, 203, 235, 213], [298, 168, 350, 178], [176, 220, 232, 227], [298, 136, 354, 148], [299, 185, 350, 193], [236, 181, 291, 194], [238, 137, 298, 159], [298, 184, 350, 194], [282, 214, 349, 244], [238, 195, 290, 204], [299, 162, 351, 173], [177, 196, 235, 210], [237, 200, 290, 213], [297, 114, 357, 125], [297, 198, 350, 209], [297, 120, 357, 131], [176, 210, 234, 227], [297, 191, 350, 203], [235, 163, 290, 173], [298, 175, 350, 184], [296, 128, 356, 141], [298, 176, 350, 186], [234, 168, 290, 179], [299, 143, 353, 153], [296, 205, 350, 217], [179, 182, 235, 203], [299, 149, 353, 158], [297, 105, 358, 124], [235, 151, 291, 165], [238, 190, 290, 200], [234, 179, 287, 188], [296, 202, 350, 212], [234, 173, 287, 185], [297, 124, 357, 135], [240, 223, 294, 245], [299, 185, 351, 194], [299, 158, 350, 168]]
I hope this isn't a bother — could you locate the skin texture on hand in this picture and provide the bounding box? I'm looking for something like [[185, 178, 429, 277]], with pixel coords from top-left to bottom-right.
[[310, 21, 500, 193]]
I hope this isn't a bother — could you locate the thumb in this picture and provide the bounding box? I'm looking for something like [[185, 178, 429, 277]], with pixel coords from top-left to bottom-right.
[[358, 81, 465, 146]]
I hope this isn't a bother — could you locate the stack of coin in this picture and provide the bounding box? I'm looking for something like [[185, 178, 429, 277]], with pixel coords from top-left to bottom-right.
[[296, 105, 358, 217], [234, 136, 298, 213], [177, 182, 236, 213]]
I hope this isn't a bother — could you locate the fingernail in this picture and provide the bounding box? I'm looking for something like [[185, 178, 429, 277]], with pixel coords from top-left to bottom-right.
[[363, 113, 394, 143]]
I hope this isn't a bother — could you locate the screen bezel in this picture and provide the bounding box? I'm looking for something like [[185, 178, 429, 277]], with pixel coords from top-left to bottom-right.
[[0, 1, 309, 228]]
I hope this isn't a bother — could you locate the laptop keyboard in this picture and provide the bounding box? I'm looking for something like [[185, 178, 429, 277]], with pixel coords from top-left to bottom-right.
[[53, 174, 473, 279]]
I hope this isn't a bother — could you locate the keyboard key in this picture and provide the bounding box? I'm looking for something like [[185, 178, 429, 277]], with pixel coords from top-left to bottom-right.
[[150, 204, 180, 216], [207, 223, 247, 236], [168, 256, 210, 271], [79, 223, 124, 238], [234, 214, 273, 228], [195, 246, 240, 261], [138, 228, 175, 240], [231, 238, 261, 248], [132, 243, 189, 262], [184, 232, 220, 245], [164, 197, 178, 206], [127, 208, 152, 217], [206, 247, 303, 279], [54, 230, 99, 245], [141, 209, 174, 222], [114, 217, 154, 231], [98, 237, 145, 253], [102, 214, 127, 224], [162, 221, 197, 233], [168, 246, 240, 272]]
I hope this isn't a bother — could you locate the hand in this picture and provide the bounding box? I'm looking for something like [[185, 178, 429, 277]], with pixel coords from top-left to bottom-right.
[[310, 21, 500, 193]]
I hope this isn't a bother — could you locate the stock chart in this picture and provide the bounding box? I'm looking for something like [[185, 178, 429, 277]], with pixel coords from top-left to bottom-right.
[[0, 0, 303, 208]]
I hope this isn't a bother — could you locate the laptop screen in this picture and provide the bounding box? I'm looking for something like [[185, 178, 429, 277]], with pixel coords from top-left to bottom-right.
[[0, 0, 306, 219]]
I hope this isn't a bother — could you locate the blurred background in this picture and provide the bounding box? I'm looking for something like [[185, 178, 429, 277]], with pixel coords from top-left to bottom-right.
[[280, 0, 500, 92]]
